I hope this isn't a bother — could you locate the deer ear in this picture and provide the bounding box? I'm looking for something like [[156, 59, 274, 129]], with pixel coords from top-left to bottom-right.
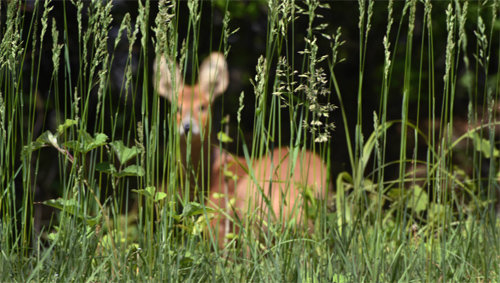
[[198, 52, 229, 101], [153, 55, 182, 101]]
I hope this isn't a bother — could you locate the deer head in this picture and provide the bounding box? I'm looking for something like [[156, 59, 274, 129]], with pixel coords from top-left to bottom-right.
[[153, 52, 229, 138]]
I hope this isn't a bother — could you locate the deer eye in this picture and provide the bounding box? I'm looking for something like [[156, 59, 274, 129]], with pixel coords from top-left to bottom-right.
[[199, 104, 207, 111]]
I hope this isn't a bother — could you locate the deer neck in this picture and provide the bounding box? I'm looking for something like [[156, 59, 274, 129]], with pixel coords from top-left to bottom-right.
[[179, 133, 213, 190]]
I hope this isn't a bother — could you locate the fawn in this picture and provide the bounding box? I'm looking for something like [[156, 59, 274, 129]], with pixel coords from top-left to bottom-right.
[[154, 52, 329, 247]]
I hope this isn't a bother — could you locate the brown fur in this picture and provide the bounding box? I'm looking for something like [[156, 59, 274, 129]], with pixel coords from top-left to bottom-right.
[[154, 52, 329, 247]]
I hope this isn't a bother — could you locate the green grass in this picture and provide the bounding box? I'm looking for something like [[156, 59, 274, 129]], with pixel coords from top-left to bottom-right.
[[1, 0, 499, 281]]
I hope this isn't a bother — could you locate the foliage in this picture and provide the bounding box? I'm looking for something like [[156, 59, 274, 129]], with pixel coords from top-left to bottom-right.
[[0, 0, 499, 281]]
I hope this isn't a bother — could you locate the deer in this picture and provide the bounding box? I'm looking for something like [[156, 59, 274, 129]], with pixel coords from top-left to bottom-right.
[[154, 52, 329, 248]]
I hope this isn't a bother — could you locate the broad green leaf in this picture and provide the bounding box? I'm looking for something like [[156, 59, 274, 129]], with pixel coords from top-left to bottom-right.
[[83, 215, 102, 226], [35, 130, 54, 146], [212, 192, 225, 199], [47, 132, 58, 148], [43, 198, 101, 226], [115, 165, 145, 177], [63, 140, 81, 152], [217, 131, 233, 143], [79, 130, 108, 153], [459, 71, 474, 90], [23, 131, 52, 155], [182, 202, 215, 218], [387, 188, 402, 199], [110, 140, 141, 165], [223, 169, 236, 180], [134, 186, 165, 202], [132, 186, 156, 198], [47, 232, 58, 242], [63, 131, 108, 153], [225, 233, 237, 240], [220, 115, 230, 124], [407, 185, 429, 213], [192, 214, 210, 235], [43, 198, 78, 212], [145, 186, 156, 196], [78, 131, 95, 150], [96, 162, 117, 174], [84, 132, 108, 153], [155, 192, 167, 202], [57, 119, 78, 135], [22, 143, 40, 156], [466, 132, 499, 158]]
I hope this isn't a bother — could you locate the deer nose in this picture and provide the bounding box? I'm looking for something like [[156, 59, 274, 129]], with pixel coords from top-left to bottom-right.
[[179, 115, 200, 136], [182, 121, 191, 134]]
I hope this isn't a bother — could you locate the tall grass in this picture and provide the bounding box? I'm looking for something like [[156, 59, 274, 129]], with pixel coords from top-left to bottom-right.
[[0, 0, 499, 281]]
